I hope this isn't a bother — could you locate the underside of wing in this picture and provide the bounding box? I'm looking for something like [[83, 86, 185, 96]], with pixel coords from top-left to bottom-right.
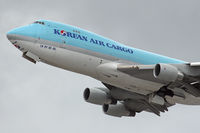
[[117, 63, 200, 97], [102, 83, 173, 116], [84, 62, 200, 117]]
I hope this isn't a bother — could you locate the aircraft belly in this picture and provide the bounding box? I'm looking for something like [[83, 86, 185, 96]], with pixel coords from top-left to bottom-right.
[[21, 40, 199, 98], [23, 42, 164, 95], [35, 43, 105, 77], [21, 40, 200, 102]]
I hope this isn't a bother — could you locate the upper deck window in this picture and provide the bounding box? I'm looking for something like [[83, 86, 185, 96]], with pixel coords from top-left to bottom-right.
[[34, 21, 45, 25]]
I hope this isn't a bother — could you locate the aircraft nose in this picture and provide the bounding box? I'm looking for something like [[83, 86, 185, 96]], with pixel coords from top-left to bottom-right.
[[7, 29, 16, 40], [7, 27, 24, 41], [7, 25, 36, 41]]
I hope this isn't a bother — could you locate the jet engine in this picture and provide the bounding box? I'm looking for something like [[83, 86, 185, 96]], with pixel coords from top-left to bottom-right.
[[83, 87, 112, 105], [153, 64, 184, 82], [103, 103, 135, 117]]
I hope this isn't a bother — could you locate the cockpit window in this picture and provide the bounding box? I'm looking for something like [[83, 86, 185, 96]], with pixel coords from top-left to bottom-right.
[[34, 21, 45, 25]]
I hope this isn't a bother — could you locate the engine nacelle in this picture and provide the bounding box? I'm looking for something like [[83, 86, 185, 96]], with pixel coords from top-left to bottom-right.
[[153, 64, 184, 82], [83, 88, 112, 105], [103, 103, 135, 117]]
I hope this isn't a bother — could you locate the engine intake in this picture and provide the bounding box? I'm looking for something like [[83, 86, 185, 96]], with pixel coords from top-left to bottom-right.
[[103, 103, 135, 117], [83, 88, 112, 105], [153, 64, 184, 82]]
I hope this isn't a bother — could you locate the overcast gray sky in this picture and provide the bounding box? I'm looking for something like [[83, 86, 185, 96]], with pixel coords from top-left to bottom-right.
[[1, 0, 200, 133]]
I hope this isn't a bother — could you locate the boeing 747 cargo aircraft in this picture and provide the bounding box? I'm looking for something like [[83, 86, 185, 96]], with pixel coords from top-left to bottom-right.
[[7, 20, 200, 117]]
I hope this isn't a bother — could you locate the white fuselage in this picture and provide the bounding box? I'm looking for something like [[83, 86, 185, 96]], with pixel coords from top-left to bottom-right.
[[18, 39, 163, 94], [13, 39, 200, 105]]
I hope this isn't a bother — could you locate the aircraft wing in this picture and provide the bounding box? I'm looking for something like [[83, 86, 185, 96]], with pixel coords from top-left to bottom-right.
[[85, 62, 200, 117], [117, 62, 200, 97], [102, 83, 173, 116], [117, 62, 200, 79]]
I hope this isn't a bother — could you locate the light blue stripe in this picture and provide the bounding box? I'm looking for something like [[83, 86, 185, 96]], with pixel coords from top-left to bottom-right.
[[10, 20, 187, 65]]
